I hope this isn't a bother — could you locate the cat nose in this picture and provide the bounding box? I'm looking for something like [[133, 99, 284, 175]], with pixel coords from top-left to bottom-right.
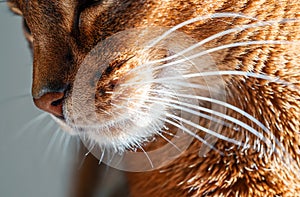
[[33, 91, 65, 117]]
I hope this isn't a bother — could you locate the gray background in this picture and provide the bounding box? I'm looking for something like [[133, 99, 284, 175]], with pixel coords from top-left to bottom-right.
[[0, 4, 78, 197]]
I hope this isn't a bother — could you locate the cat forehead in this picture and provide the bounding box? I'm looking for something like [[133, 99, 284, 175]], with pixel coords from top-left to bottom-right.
[[7, 0, 79, 28], [7, 0, 78, 14], [7, 0, 111, 9], [6, 0, 122, 19]]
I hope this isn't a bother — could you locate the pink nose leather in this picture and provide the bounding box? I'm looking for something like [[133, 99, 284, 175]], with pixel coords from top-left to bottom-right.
[[33, 92, 64, 117]]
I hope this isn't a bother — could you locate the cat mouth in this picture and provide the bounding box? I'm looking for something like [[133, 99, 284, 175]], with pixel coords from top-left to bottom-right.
[[57, 27, 224, 153]]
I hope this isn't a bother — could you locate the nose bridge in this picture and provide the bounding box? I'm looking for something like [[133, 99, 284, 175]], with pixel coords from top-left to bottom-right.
[[23, 0, 77, 99], [32, 37, 73, 99]]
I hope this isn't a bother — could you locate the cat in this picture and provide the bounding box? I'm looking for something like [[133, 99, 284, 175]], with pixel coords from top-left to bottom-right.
[[7, 0, 300, 196]]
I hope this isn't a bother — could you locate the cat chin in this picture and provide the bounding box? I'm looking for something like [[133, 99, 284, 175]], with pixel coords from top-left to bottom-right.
[[62, 101, 167, 153]]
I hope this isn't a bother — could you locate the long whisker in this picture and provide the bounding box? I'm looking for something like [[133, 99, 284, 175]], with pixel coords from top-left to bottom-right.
[[130, 19, 298, 74], [111, 151, 125, 169], [106, 150, 116, 168], [42, 127, 62, 163], [166, 112, 244, 147], [161, 130, 180, 138], [138, 144, 154, 169], [62, 132, 72, 161], [150, 89, 271, 137], [86, 141, 97, 155], [112, 100, 229, 155], [122, 70, 295, 89], [123, 41, 299, 89], [147, 92, 283, 155], [59, 131, 67, 157], [123, 95, 252, 148], [148, 90, 232, 129], [157, 132, 182, 153], [98, 148, 106, 165], [153, 40, 299, 72], [117, 93, 296, 173], [78, 151, 89, 170], [78, 143, 95, 170], [75, 137, 81, 158], [147, 12, 259, 48], [151, 96, 273, 150], [163, 116, 224, 155], [15, 113, 49, 138], [110, 102, 222, 154], [119, 79, 225, 95], [112, 96, 298, 170]]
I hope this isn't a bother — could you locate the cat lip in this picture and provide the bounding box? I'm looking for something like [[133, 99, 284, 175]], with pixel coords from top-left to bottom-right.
[[54, 115, 65, 121]]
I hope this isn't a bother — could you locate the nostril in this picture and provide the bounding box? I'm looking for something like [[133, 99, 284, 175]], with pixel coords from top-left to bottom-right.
[[33, 92, 65, 118], [51, 97, 64, 106]]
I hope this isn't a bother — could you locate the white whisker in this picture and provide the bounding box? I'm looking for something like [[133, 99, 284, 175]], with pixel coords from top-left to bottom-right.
[[111, 101, 225, 156], [106, 151, 116, 167], [113, 152, 125, 168], [112, 98, 225, 155], [151, 89, 271, 137], [162, 116, 224, 155], [149, 90, 232, 128], [99, 148, 106, 165], [42, 127, 62, 163], [132, 19, 298, 73], [147, 12, 259, 48], [123, 95, 246, 147], [147, 96, 271, 150], [78, 151, 89, 170], [138, 145, 154, 169], [76, 137, 81, 157], [62, 132, 72, 161], [152, 40, 299, 72], [167, 112, 243, 146], [156, 132, 182, 153], [60, 131, 67, 157], [151, 92, 287, 156], [161, 130, 180, 138], [122, 70, 295, 89], [15, 113, 49, 138]]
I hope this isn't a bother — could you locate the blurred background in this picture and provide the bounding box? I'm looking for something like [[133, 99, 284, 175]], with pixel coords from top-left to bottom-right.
[[0, 4, 78, 197]]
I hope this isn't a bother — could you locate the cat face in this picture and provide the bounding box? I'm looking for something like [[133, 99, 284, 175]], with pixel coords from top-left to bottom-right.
[[7, 0, 234, 152], [7, 0, 300, 172], [7, 0, 146, 97], [6, 0, 231, 97], [6, 0, 300, 195]]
